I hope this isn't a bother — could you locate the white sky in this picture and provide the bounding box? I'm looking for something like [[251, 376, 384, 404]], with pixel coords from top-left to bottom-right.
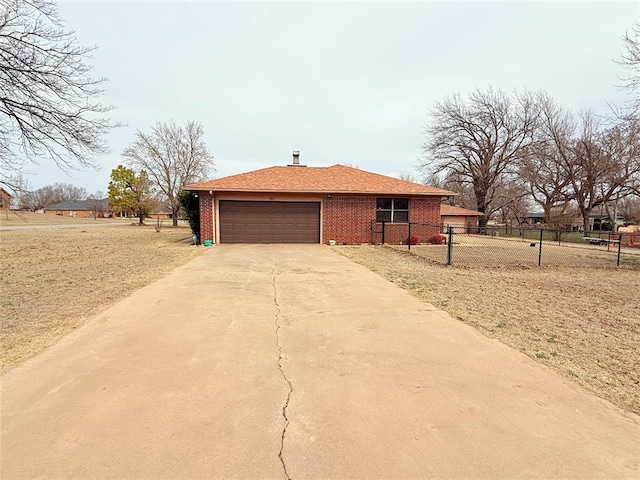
[[25, 0, 640, 193]]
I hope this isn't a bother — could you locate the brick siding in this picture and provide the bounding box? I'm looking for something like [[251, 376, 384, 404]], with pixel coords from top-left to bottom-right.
[[322, 196, 376, 244], [199, 193, 214, 243], [323, 196, 442, 245]]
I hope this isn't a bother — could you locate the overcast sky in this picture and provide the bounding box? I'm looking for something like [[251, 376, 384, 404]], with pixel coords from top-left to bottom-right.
[[25, 1, 640, 193]]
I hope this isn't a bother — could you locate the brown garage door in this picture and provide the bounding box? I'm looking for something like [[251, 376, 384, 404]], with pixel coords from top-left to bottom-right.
[[219, 201, 320, 243]]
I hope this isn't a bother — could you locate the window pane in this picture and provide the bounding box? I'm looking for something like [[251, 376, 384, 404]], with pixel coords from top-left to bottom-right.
[[376, 211, 391, 222], [394, 198, 409, 210], [377, 198, 392, 210], [393, 211, 408, 223]]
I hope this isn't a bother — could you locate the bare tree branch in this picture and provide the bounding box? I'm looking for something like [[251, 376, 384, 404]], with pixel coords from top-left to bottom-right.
[[0, 0, 115, 189], [615, 20, 640, 112]]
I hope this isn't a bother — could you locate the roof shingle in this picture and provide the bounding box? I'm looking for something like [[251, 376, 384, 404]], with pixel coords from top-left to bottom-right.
[[186, 164, 454, 197], [46, 199, 109, 211], [440, 205, 483, 216]]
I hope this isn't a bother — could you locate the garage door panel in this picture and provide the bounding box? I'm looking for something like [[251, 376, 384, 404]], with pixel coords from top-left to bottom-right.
[[219, 201, 320, 243]]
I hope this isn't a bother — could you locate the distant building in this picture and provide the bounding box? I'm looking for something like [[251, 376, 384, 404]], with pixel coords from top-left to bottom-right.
[[523, 211, 625, 231], [440, 204, 483, 231], [147, 209, 173, 220], [45, 199, 111, 218], [0, 187, 12, 210]]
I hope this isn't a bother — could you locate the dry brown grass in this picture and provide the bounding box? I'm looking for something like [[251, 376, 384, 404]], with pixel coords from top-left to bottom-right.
[[337, 245, 640, 415], [0, 210, 125, 226], [390, 235, 640, 269], [0, 225, 201, 372]]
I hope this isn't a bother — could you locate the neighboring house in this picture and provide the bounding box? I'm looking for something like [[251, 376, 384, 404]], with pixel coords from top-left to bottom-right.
[[440, 205, 483, 231], [523, 211, 625, 231], [0, 187, 12, 210], [185, 156, 454, 244], [523, 212, 546, 226], [45, 199, 111, 218], [148, 209, 173, 220]]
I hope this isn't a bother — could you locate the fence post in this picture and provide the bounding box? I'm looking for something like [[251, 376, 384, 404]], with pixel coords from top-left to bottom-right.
[[446, 226, 453, 266], [538, 228, 543, 266], [607, 231, 611, 252], [617, 234, 622, 267], [408, 222, 412, 251], [381, 220, 385, 245]]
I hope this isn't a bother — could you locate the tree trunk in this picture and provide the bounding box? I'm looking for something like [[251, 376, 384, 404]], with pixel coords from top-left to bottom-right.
[[138, 213, 144, 225], [172, 207, 178, 227], [582, 209, 591, 234], [478, 214, 488, 230], [543, 204, 552, 225], [475, 190, 488, 231]]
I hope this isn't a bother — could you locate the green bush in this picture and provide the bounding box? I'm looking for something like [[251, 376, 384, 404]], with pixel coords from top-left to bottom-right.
[[177, 190, 200, 244]]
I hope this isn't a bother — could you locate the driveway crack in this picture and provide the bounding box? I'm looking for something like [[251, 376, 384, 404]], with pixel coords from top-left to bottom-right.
[[272, 268, 293, 480]]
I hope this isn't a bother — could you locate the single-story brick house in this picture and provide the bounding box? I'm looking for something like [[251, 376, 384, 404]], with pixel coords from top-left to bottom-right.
[[147, 210, 173, 220], [440, 205, 483, 231], [44, 199, 111, 218], [185, 157, 455, 245]]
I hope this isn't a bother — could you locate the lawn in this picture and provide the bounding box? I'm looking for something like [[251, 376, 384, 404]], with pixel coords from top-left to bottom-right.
[[0, 210, 125, 226], [391, 235, 640, 269], [3, 223, 638, 416], [337, 245, 640, 415], [0, 224, 202, 372]]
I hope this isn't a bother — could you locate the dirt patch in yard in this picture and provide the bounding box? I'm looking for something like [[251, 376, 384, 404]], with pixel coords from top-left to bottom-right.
[[0, 225, 201, 372], [336, 246, 640, 415]]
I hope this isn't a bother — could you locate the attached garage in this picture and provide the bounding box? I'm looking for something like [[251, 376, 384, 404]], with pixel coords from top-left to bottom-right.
[[219, 200, 320, 244]]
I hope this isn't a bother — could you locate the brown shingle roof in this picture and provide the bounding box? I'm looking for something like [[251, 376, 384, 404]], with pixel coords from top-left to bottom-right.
[[185, 164, 454, 196], [441, 205, 483, 216]]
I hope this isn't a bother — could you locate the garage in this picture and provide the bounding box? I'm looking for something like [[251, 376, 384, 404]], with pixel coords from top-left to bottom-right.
[[219, 200, 320, 243]]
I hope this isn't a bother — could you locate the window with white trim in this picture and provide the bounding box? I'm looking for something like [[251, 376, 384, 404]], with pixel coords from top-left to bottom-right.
[[376, 198, 409, 223]]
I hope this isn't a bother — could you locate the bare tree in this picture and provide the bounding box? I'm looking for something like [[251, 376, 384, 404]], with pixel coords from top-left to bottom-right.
[[491, 180, 531, 226], [7, 174, 30, 209], [538, 95, 640, 232], [398, 170, 418, 183], [0, 0, 114, 188], [50, 183, 88, 203], [87, 190, 106, 219], [23, 184, 56, 211], [421, 88, 539, 229], [601, 116, 640, 196], [426, 172, 477, 210], [618, 194, 640, 224], [616, 20, 640, 111], [122, 121, 214, 226], [520, 140, 574, 224]]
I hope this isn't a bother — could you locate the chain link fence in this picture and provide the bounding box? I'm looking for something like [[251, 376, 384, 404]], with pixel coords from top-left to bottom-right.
[[376, 222, 640, 269]]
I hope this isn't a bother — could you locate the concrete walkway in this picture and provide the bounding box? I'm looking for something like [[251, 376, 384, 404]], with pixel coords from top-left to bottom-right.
[[2, 245, 639, 479]]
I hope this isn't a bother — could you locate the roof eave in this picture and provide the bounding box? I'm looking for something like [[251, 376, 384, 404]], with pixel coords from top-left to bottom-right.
[[183, 186, 456, 197]]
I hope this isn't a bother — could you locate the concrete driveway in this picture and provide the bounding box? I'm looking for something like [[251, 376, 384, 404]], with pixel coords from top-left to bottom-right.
[[2, 245, 639, 479]]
